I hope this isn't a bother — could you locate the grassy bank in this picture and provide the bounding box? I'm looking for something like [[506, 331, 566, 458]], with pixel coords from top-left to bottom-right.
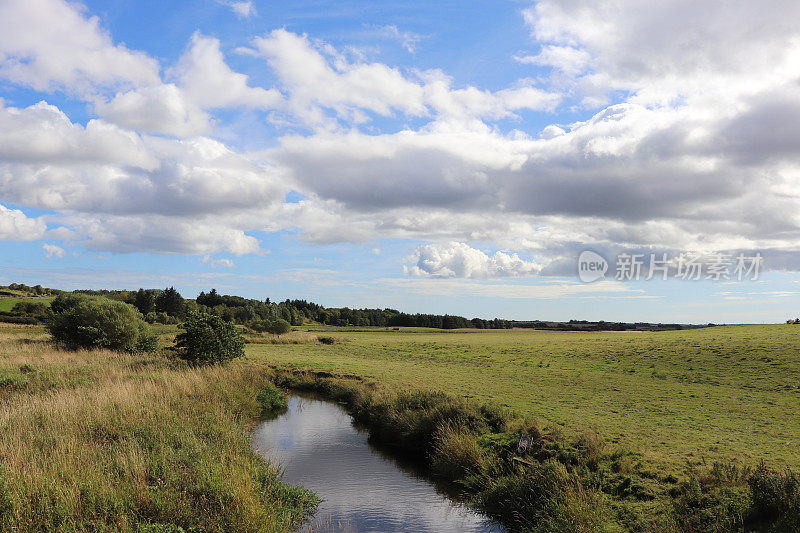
[[0, 324, 315, 532], [269, 368, 799, 532]]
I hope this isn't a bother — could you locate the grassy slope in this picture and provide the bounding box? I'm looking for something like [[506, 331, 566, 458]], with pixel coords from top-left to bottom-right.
[[250, 325, 800, 473], [0, 324, 314, 532]]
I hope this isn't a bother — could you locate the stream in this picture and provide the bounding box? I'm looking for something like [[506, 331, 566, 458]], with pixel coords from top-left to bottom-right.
[[252, 394, 505, 533]]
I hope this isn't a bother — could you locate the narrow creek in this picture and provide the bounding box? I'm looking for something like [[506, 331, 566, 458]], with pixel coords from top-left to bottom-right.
[[252, 394, 505, 533]]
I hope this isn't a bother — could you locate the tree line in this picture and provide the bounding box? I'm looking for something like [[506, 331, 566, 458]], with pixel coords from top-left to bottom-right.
[[1, 283, 513, 330]]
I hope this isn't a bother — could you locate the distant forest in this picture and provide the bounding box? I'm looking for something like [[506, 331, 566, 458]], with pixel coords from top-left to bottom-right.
[[0, 283, 705, 331], [69, 287, 514, 330]]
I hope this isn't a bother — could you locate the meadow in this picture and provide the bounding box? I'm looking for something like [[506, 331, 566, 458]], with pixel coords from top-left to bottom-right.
[[256, 325, 800, 472], [2, 321, 799, 531]]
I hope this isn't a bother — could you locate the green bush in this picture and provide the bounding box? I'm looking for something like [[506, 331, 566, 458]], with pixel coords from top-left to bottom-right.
[[174, 312, 244, 366], [256, 384, 288, 414], [46, 294, 157, 353], [247, 318, 292, 335], [11, 301, 49, 320], [266, 318, 291, 335], [135, 329, 160, 353]]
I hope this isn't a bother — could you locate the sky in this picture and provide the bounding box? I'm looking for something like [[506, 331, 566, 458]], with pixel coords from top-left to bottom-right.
[[1, 0, 800, 323]]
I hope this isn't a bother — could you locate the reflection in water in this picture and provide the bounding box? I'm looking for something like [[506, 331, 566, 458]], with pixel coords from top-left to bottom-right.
[[252, 395, 504, 533]]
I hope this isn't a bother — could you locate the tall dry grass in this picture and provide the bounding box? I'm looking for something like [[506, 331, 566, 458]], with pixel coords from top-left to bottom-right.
[[0, 325, 314, 532]]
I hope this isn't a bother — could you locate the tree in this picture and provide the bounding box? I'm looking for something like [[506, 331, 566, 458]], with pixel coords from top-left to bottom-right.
[[173, 312, 244, 366], [46, 293, 157, 353], [155, 286, 186, 318], [134, 288, 156, 314]]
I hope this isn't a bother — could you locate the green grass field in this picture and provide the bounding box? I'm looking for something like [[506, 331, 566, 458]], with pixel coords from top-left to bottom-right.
[[0, 295, 55, 312], [250, 325, 800, 473], [3, 321, 798, 530]]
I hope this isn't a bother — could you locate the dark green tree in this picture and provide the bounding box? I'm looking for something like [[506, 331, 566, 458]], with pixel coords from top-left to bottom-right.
[[155, 286, 186, 318], [173, 312, 244, 365], [134, 288, 156, 314]]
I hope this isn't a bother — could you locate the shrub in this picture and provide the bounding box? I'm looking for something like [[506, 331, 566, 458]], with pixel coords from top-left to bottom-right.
[[267, 318, 291, 335], [11, 301, 49, 319], [256, 384, 288, 414], [173, 312, 245, 366], [748, 464, 800, 530], [46, 293, 157, 353], [135, 329, 160, 353], [249, 318, 292, 335], [317, 335, 337, 345]]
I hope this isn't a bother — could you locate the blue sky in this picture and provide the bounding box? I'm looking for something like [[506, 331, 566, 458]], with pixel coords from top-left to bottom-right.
[[1, 0, 800, 323]]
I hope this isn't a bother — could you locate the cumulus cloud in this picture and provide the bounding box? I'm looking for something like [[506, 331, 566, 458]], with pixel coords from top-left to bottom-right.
[[0, 99, 283, 255], [42, 243, 66, 258], [0, 0, 160, 95], [246, 29, 559, 126], [171, 33, 283, 111], [521, 0, 800, 105], [67, 214, 261, 255], [0, 204, 47, 241], [0, 100, 285, 216], [405, 242, 541, 278], [2, 0, 800, 276], [95, 84, 211, 137]]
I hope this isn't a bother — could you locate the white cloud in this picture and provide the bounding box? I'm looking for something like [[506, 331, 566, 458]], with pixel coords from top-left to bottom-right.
[[521, 0, 800, 106], [247, 29, 559, 126], [224, 1, 256, 18], [68, 214, 261, 255], [405, 242, 541, 278], [202, 255, 235, 268], [0, 204, 46, 241], [2, 0, 800, 274], [0, 100, 285, 217], [0, 100, 156, 168], [0, 0, 160, 95], [95, 84, 211, 137], [42, 243, 66, 258], [514, 45, 591, 76], [371, 24, 423, 53], [171, 33, 283, 110], [0, 99, 283, 255]]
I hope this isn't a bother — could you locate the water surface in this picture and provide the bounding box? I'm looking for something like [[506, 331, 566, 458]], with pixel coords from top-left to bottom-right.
[[252, 395, 503, 533]]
